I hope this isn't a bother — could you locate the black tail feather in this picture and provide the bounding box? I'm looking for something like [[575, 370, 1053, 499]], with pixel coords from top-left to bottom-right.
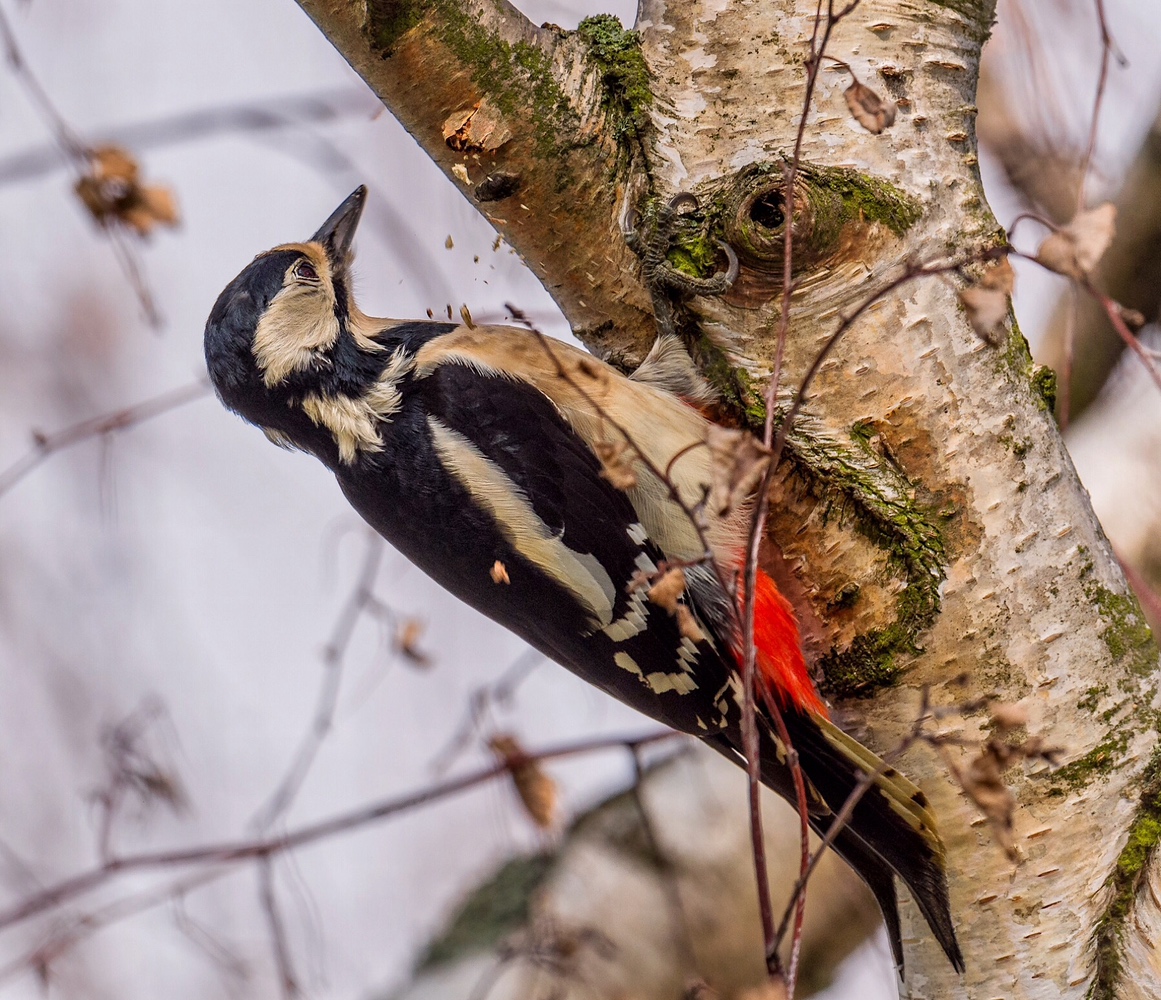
[[705, 710, 964, 974]]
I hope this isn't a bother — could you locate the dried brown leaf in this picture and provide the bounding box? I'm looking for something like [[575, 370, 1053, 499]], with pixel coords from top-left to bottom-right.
[[489, 734, 558, 829], [707, 423, 770, 516], [959, 257, 1014, 343], [990, 702, 1029, 732], [74, 147, 179, 237], [491, 560, 510, 584], [396, 619, 431, 667], [1035, 203, 1116, 280], [961, 742, 1017, 860], [594, 439, 638, 491], [648, 567, 687, 613], [844, 79, 897, 134], [92, 145, 139, 185]]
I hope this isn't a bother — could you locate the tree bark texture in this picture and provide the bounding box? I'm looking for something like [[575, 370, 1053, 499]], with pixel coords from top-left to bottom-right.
[[292, 1, 1160, 996]]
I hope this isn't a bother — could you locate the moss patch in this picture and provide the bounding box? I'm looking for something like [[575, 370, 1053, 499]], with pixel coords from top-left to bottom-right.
[[367, 0, 579, 159], [1089, 752, 1161, 999], [576, 15, 652, 142], [1086, 581, 1159, 680], [1031, 364, 1058, 414], [417, 854, 554, 969], [804, 165, 923, 238], [783, 422, 948, 697]]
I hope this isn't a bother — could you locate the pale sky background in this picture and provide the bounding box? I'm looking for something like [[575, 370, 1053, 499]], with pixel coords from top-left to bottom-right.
[[0, 1, 1159, 998]]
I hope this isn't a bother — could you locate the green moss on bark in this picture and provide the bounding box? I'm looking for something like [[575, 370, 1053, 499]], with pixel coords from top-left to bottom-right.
[[576, 15, 652, 142], [366, 0, 578, 159], [1089, 752, 1161, 999], [417, 854, 554, 969], [783, 422, 947, 697]]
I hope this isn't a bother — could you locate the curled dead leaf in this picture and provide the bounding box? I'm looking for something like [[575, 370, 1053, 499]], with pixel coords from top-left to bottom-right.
[[960, 256, 1015, 343], [396, 619, 431, 667], [490, 560, 510, 584], [648, 567, 687, 613], [1034, 203, 1116, 280], [990, 702, 1029, 732], [74, 145, 180, 237], [707, 423, 771, 516], [489, 734, 558, 829], [594, 438, 638, 491], [844, 78, 897, 134]]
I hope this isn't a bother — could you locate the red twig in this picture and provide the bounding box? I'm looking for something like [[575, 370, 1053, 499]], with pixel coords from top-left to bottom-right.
[[741, 3, 860, 990]]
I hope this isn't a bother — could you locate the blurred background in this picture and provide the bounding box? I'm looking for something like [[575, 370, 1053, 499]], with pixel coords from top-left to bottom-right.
[[1, 0, 1159, 997]]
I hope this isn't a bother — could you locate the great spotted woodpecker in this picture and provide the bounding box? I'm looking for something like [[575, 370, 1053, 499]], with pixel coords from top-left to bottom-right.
[[204, 186, 962, 972]]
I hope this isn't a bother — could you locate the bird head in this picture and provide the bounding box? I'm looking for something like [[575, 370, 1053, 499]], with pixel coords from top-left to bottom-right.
[[203, 185, 368, 427]]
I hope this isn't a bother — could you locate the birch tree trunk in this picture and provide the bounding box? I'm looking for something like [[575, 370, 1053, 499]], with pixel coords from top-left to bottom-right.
[[292, 1, 1161, 996]]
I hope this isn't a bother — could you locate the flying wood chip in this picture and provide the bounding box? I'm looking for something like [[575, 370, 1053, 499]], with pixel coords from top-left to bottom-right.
[[490, 560, 510, 584], [844, 79, 897, 134], [489, 733, 558, 829], [395, 619, 431, 667], [1035, 203, 1116, 280]]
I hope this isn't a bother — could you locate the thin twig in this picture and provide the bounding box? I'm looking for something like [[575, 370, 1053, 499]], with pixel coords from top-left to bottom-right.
[[0, 866, 234, 986], [0, 87, 375, 185], [429, 647, 545, 776], [258, 860, 300, 999], [0, 2, 165, 322], [1075, 0, 1117, 215], [0, 380, 210, 500], [742, 3, 860, 989], [250, 532, 386, 832], [0, 730, 677, 933], [628, 745, 698, 975]]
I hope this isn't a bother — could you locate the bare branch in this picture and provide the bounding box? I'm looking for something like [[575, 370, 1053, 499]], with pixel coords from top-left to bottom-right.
[[0, 380, 210, 500], [0, 731, 678, 933]]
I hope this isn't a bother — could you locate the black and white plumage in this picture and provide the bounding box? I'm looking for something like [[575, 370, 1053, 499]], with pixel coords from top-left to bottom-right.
[[203, 186, 962, 973]]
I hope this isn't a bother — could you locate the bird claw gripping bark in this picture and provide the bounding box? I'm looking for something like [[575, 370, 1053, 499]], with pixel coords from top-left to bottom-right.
[[621, 192, 739, 339]]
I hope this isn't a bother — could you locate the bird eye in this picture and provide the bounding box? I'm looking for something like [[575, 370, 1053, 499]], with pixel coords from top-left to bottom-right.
[[294, 260, 320, 283]]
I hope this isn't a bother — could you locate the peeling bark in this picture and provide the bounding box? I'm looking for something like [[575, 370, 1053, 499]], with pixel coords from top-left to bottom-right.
[[293, 1, 1160, 995]]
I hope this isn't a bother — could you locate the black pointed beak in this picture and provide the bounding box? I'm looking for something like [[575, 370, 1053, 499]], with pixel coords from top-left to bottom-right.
[[311, 185, 366, 268]]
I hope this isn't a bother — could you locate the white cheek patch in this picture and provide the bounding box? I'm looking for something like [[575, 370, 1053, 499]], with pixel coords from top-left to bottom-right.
[[253, 280, 341, 387], [428, 416, 616, 630]]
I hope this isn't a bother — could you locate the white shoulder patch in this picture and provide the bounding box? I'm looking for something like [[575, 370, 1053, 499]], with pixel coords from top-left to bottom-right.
[[427, 416, 616, 630]]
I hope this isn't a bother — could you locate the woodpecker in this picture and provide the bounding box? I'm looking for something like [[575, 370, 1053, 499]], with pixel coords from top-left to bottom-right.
[[204, 186, 962, 972]]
